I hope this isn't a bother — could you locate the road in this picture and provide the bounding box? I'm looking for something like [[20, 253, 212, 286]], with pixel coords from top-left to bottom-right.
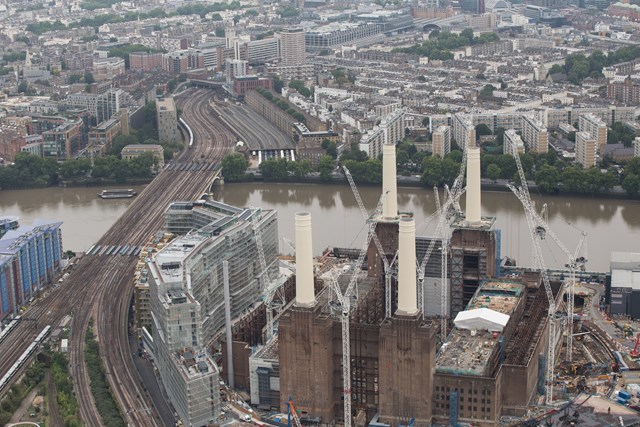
[[0, 88, 235, 426]]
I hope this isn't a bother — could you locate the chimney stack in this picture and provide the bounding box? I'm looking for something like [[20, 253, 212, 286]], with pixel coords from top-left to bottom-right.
[[465, 146, 481, 224], [382, 144, 398, 219], [397, 217, 418, 316], [295, 212, 315, 307]]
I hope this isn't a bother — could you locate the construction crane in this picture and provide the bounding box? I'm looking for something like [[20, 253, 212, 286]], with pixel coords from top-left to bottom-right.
[[417, 183, 464, 337], [343, 166, 397, 318], [507, 142, 589, 403], [250, 208, 286, 341], [630, 333, 640, 358], [507, 147, 587, 362], [287, 397, 302, 427], [325, 194, 385, 427]]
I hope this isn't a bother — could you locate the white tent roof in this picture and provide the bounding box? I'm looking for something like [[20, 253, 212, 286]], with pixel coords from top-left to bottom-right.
[[453, 308, 510, 332]]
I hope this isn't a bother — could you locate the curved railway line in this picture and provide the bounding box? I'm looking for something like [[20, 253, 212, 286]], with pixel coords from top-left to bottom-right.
[[0, 88, 235, 426]]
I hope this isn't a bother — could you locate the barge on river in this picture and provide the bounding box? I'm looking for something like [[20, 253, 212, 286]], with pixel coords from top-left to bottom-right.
[[97, 189, 137, 199]]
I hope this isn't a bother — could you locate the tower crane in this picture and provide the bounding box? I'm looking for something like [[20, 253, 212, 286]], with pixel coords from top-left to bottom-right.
[[507, 145, 587, 363], [325, 193, 385, 427], [250, 208, 286, 341], [507, 143, 585, 402], [343, 166, 397, 318]]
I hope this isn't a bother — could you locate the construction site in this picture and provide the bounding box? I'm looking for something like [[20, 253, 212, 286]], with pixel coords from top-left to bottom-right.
[[215, 142, 640, 427]]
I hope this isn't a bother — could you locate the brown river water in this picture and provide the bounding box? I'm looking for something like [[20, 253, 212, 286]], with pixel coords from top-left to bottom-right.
[[1, 183, 639, 272]]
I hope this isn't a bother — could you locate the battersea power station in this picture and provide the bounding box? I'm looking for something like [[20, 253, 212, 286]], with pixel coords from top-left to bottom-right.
[[226, 143, 559, 427]]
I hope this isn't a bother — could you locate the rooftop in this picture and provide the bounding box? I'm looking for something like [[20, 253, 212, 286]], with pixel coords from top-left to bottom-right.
[[437, 280, 525, 377], [174, 347, 218, 381]]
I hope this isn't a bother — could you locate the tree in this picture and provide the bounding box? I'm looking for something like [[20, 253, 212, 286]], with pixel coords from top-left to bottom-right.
[[288, 80, 311, 97], [17, 81, 28, 93], [222, 153, 248, 181], [59, 158, 92, 180], [479, 84, 495, 98], [260, 158, 288, 180], [535, 164, 560, 193], [486, 164, 501, 182], [475, 124, 492, 140], [272, 76, 284, 93], [84, 71, 95, 84], [317, 156, 334, 181], [421, 156, 443, 187], [215, 27, 225, 37], [417, 75, 427, 82], [561, 165, 587, 193], [68, 74, 82, 84], [287, 160, 311, 179], [622, 173, 640, 196]]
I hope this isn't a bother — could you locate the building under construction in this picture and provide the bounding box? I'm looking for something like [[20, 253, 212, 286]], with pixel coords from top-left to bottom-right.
[[274, 145, 559, 427]]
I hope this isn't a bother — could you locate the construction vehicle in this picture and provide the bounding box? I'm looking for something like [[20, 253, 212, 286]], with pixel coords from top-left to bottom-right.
[[630, 333, 640, 358], [287, 397, 302, 427]]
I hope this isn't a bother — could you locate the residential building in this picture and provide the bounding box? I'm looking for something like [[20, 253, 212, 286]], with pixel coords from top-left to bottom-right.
[[452, 113, 476, 149], [579, 113, 608, 155], [156, 98, 179, 145], [0, 219, 63, 320], [163, 50, 204, 76], [607, 76, 640, 105], [277, 28, 305, 66], [88, 118, 121, 155], [226, 59, 248, 84], [66, 89, 121, 122], [503, 129, 524, 155], [129, 52, 163, 71], [42, 119, 83, 159], [233, 76, 273, 98], [92, 57, 125, 81], [359, 108, 406, 158], [521, 115, 548, 153], [0, 125, 26, 162], [246, 38, 281, 65], [432, 125, 451, 158], [121, 144, 165, 168], [575, 132, 596, 168]]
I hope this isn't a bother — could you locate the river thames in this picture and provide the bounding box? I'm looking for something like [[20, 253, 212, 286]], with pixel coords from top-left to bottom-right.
[[1, 182, 639, 272]]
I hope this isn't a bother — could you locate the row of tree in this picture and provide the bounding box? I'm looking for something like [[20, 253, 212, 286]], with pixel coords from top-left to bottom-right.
[[0, 152, 158, 188], [222, 144, 640, 197], [255, 87, 306, 122], [394, 29, 500, 61], [549, 46, 640, 85], [85, 327, 125, 427]]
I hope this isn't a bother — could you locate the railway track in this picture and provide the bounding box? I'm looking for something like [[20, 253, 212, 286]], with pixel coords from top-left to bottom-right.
[[0, 89, 235, 426]]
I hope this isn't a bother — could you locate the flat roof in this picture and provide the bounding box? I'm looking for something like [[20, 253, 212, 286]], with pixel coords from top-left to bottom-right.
[[436, 280, 524, 377]]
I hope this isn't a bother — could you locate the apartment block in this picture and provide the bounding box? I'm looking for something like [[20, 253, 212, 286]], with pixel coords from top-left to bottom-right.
[[452, 113, 476, 148], [93, 57, 125, 81], [0, 220, 63, 320], [579, 114, 607, 155], [520, 115, 548, 153], [156, 97, 179, 145], [503, 129, 524, 155], [277, 28, 305, 66], [129, 52, 163, 71], [432, 125, 451, 158], [575, 132, 596, 168], [88, 118, 121, 155], [42, 119, 83, 160], [359, 108, 406, 159]]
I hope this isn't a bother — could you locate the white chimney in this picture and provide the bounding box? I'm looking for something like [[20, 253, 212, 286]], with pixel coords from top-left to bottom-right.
[[397, 217, 418, 316], [382, 143, 398, 219], [295, 212, 315, 307], [465, 146, 482, 224]]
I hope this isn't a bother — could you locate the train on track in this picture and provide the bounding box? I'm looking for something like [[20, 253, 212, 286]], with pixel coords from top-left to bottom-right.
[[0, 325, 51, 392], [0, 316, 21, 346], [179, 117, 194, 149]]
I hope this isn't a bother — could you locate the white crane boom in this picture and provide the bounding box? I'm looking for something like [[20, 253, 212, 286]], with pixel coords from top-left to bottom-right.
[[343, 166, 396, 318]]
